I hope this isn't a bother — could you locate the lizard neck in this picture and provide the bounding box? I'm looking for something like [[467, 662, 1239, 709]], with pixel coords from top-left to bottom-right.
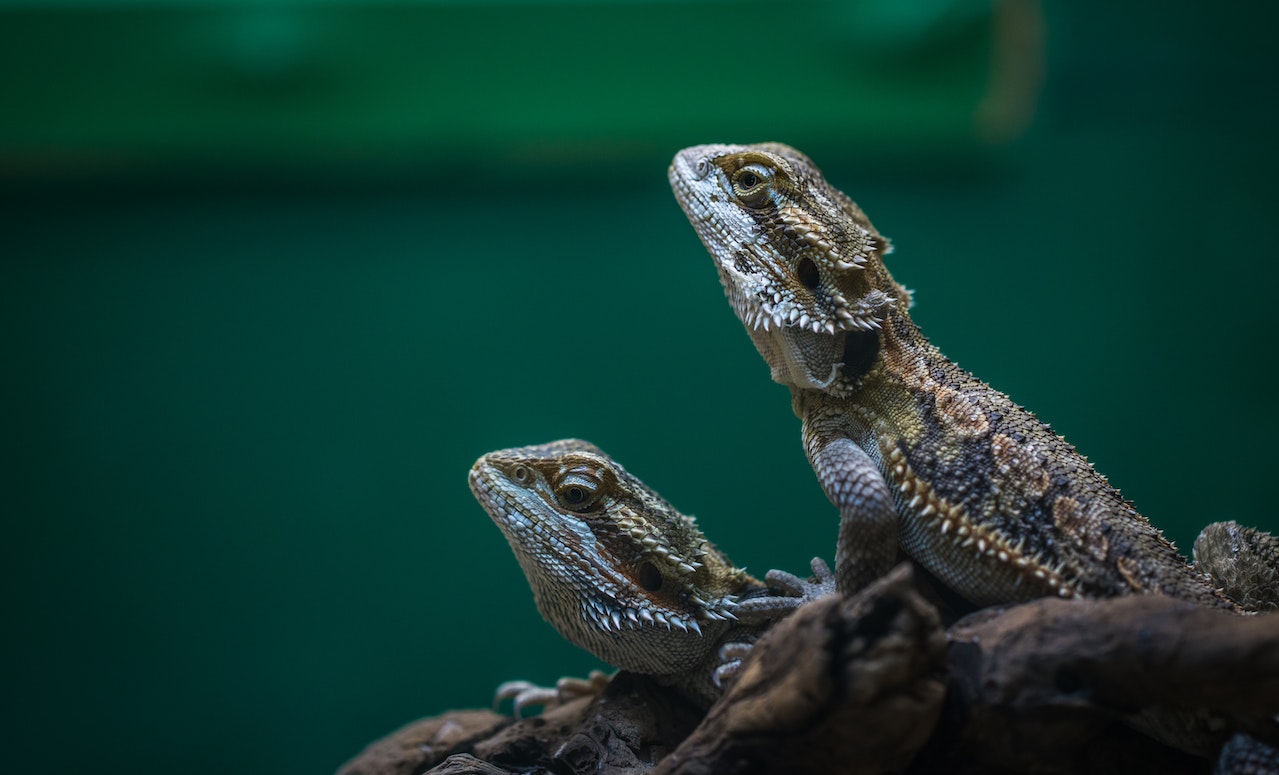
[[784, 306, 931, 404]]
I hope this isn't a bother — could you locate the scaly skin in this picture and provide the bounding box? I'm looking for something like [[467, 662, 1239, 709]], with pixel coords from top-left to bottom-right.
[[1195, 521, 1279, 611], [469, 439, 830, 707], [670, 143, 1240, 610]]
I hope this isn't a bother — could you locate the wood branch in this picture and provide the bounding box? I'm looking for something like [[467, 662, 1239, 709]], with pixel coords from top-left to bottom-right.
[[337, 567, 1279, 775], [948, 594, 1279, 716], [655, 564, 947, 775], [336, 673, 705, 775], [931, 594, 1279, 773]]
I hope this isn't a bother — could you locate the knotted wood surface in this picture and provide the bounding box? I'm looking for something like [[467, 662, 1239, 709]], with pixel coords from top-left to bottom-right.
[[337, 565, 1279, 775]]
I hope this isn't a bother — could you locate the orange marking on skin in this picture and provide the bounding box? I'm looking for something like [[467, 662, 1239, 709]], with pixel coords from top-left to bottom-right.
[[934, 385, 990, 437]]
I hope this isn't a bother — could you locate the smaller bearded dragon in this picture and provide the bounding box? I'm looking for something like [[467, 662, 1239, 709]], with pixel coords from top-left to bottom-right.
[[469, 439, 832, 710]]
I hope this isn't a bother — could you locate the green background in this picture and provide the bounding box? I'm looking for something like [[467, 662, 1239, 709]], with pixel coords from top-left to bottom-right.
[[4, 2, 1276, 773]]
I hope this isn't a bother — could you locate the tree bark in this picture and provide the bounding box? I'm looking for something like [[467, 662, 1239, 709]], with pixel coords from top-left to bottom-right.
[[337, 565, 1279, 775]]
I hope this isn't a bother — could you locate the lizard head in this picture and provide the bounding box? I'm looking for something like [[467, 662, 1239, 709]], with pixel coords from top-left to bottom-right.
[[670, 143, 909, 391], [469, 439, 757, 676]]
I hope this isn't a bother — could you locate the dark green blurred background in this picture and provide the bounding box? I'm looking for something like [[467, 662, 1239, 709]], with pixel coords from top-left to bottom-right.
[[3, 1, 1276, 773]]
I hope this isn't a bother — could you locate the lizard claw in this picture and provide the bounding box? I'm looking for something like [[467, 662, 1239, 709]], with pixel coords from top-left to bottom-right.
[[712, 641, 755, 689], [493, 670, 613, 716]]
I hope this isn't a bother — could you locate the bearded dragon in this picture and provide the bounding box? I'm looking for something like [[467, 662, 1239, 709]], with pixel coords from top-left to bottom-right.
[[669, 142, 1249, 611], [469, 439, 832, 710], [468, 439, 1276, 768]]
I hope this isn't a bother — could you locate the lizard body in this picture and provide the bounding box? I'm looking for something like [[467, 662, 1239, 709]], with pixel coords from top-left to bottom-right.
[[469, 439, 827, 708], [670, 143, 1240, 610]]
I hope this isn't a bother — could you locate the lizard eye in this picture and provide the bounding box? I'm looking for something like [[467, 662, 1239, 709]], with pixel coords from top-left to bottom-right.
[[732, 165, 772, 208], [556, 472, 603, 512]]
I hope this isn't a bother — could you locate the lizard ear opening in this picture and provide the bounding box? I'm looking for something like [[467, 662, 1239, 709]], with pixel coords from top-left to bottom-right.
[[797, 258, 821, 290], [637, 562, 663, 592]]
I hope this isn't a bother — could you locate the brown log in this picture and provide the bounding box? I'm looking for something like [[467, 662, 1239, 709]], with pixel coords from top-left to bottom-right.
[[656, 564, 947, 775], [337, 569, 1279, 775], [927, 595, 1279, 773], [335, 709, 509, 775]]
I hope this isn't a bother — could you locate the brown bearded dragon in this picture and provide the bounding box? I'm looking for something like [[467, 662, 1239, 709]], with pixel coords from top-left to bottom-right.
[[469, 439, 833, 710], [669, 142, 1260, 611]]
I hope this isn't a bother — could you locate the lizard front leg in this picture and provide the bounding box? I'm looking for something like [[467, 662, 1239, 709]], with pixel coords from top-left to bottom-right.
[[806, 432, 898, 596]]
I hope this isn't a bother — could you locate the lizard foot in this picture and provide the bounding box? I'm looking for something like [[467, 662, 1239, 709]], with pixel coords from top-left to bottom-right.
[[711, 641, 755, 690], [493, 669, 612, 717], [733, 557, 838, 624], [1215, 731, 1279, 775], [712, 558, 838, 691], [1194, 521, 1279, 612]]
